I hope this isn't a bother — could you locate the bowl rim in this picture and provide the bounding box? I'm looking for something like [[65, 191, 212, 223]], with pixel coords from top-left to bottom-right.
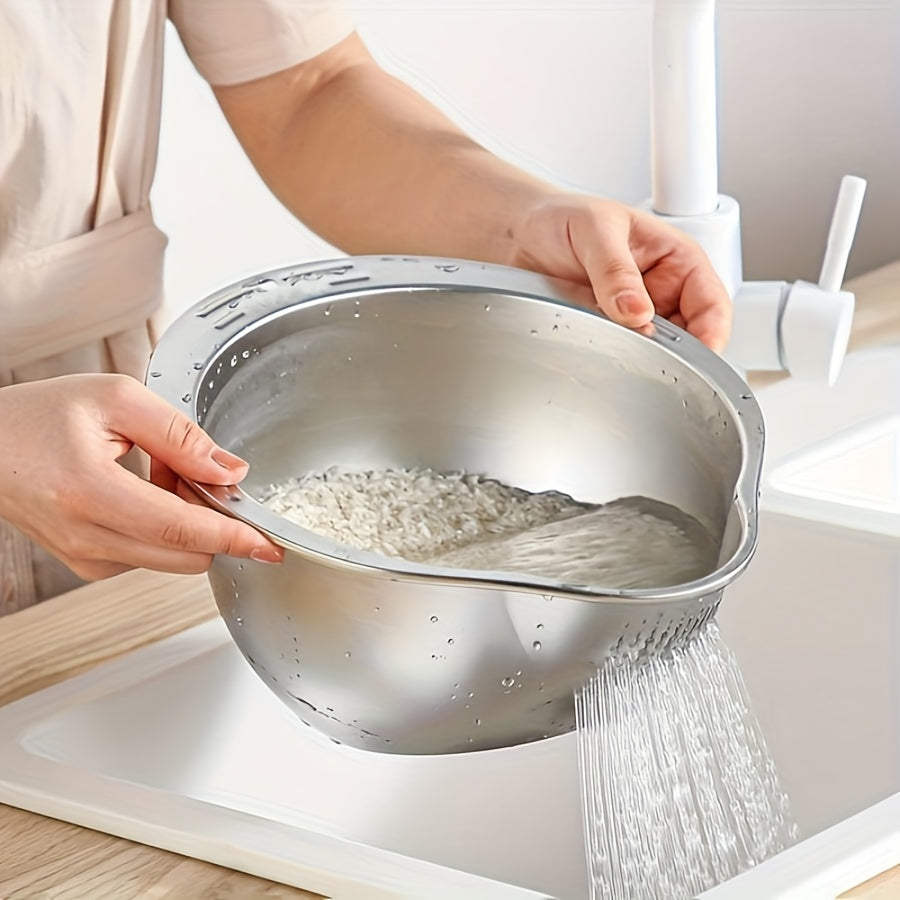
[[146, 254, 764, 604]]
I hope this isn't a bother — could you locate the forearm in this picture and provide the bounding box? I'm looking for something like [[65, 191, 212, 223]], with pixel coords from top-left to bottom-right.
[[214, 35, 554, 264], [213, 33, 731, 351]]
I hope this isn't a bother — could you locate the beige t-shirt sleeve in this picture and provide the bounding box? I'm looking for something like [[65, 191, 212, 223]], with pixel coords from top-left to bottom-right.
[[168, 0, 355, 87]]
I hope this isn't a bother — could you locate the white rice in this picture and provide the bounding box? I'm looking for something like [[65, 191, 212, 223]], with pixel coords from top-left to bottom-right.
[[259, 466, 719, 589]]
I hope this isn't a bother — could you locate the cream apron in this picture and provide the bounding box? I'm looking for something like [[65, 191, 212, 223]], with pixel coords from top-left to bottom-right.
[[0, 0, 352, 614]]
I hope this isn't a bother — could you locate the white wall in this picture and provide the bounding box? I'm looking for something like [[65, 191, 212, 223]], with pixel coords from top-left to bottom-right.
[[152, 0, 900, 325]]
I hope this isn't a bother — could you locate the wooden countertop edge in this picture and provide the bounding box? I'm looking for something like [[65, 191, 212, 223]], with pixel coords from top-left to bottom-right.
[[0, 569, 324, 898], [0, 569, 215, 707]]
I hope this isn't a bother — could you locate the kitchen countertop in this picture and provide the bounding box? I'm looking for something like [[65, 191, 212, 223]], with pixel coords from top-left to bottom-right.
[[2, 260, 898, 898], [0, 569, 323, 899]]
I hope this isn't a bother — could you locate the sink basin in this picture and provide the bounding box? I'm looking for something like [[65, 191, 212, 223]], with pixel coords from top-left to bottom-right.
[[1, 347, 899, 898], [0, 617, 585, 899]]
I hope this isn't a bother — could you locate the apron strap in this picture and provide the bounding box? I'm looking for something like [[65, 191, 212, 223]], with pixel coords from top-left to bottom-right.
[[0, 207, 167, 369]]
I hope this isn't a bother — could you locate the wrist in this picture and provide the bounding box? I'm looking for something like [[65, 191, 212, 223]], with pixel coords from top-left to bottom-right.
[[503, 190, 586, 273]]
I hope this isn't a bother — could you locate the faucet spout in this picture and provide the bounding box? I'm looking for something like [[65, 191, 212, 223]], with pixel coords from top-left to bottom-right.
[[647, 0, 742, 296], [647, 0, 866, 385], [651, 0, 719, 217]]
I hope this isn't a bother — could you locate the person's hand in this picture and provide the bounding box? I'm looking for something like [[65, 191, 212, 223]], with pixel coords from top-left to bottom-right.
[[509, 193, 732, 352], [0, 374, 283, 581]]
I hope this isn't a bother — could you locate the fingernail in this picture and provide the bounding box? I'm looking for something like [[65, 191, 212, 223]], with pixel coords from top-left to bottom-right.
[[251, 545, 284, 564], [615, 291, 644, 317], [212, 448, 248, 470]]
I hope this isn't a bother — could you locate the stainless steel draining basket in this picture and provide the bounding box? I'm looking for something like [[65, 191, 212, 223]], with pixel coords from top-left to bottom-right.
[[146, 255, 763, 754]]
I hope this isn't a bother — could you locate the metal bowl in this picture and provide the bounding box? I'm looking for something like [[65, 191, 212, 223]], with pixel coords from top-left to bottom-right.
[[146, 255, 763, 755]]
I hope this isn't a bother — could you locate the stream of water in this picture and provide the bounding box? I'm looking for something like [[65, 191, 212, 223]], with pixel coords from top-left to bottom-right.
[[576, 621, 799, 899]]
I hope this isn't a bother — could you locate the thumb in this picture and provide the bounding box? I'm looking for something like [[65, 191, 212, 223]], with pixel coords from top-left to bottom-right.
[[107, 380, 249, 486], [579, 224, 655, 329]]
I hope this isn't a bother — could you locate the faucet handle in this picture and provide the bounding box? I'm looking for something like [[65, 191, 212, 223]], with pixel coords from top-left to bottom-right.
[[818, 175, 867, 292], [780, 175, 867, 386], [726, 175, 867, 386]]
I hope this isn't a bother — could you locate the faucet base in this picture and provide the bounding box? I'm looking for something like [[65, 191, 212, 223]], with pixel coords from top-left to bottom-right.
[[645, 194, 743, 298]]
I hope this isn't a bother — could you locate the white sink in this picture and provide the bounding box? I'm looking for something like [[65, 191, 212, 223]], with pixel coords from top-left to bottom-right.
[[1, 348, 899, 899], [0, 618, 586, 899]]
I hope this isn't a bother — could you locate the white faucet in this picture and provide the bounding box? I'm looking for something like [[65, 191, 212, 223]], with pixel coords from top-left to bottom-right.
[[648, 0, 866, 386]]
